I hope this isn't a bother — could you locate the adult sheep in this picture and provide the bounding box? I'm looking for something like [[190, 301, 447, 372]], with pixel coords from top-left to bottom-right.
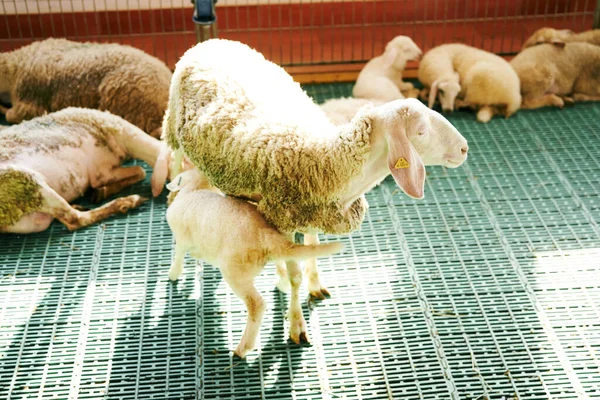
[[153, 39, 469, 343]]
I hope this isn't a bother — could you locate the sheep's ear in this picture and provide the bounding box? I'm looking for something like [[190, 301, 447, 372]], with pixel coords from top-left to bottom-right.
[[151, 142, 172, 197], [428, 79, 440, 109], [382, 47, 399, 69], [386, 119, 426, 199], [166, 173, 185, 192], [550, 39, 566, 48]]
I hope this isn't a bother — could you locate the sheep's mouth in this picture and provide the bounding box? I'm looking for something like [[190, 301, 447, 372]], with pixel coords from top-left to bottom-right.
[[445, 159, 465, 168]]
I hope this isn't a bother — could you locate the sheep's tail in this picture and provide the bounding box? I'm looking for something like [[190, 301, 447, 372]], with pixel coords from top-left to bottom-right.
[[269, 238, 344, 262]]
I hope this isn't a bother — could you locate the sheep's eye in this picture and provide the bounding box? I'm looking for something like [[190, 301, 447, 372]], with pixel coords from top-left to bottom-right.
[[418, 131, 425, 136]]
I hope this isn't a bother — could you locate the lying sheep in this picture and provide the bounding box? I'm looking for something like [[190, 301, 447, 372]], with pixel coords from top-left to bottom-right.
[[510, 42, 600, 109], [155, 39, 468, 340], [418, 44, 521, 122], [522, 28, 600, 50], [0, 38, 172, 138], [352, 35, 422, 101], [0, 107, 164, 234], [166, 168, 343, 356]]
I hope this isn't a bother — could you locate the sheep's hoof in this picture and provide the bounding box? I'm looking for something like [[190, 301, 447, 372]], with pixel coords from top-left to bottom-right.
[[233, 346, 250, 359], [563, 97, 575, 107], [71, 204, 90, 211], [309, 287, 331, 300], [288, 315, 310, 345], [403, 88, 420, 99]]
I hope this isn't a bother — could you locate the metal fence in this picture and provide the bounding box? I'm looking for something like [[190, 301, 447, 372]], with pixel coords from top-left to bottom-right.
[[1, 1, 598, 72]]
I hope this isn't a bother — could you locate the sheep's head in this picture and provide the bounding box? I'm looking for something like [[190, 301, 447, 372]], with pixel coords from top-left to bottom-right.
[[375, 98, 468, 199], [429, 74, 461, 113], [522, 28, 573, 49], [381, 35, 422, 70]]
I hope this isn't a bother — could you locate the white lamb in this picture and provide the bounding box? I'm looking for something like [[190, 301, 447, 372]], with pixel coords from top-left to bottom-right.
[[0, 107, 166, 234], [418, 43, 521, 122], [155, 39, 469, 343], [166, 168, 344, 356], [352, 35, 422, 101]]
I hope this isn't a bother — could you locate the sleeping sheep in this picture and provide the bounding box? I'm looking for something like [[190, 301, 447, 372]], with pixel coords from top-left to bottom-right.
[[510, 42, 600, 108], [418, 43, 521, 122], [166, 168, 343, 355], [153, 39, 469, 342], [522, 28, 600, 50], [0, 107, 165, 234], [0, 38, 172, 138]]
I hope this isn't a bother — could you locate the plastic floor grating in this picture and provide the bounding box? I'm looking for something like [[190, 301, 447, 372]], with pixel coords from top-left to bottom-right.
[[1, 82, 600, 399]]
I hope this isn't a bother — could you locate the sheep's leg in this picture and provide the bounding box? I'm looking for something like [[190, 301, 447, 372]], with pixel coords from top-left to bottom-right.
[[304, 234, 331, 300], [38, 181, 147, 231], [90, 166, 147, 203], [168, 241, 187, 281], [286, 257, 310, 344], [572, 93, 600, 102], [401, 87, 421, 99], [4, 101, 46, 124], [454, 98, 472, 109], [275, 261, 291, 293], [419, 87, 430, 102], [520, 94, 564, 109], [221, 267, 266, 358], [0, 104, 9, 115]]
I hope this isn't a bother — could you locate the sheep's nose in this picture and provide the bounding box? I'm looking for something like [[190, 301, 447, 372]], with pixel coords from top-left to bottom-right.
[[461, 146, 469, 155]]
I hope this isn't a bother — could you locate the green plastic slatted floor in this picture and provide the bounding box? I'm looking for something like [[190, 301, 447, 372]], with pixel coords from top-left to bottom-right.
[[1, 83, 599, 399]]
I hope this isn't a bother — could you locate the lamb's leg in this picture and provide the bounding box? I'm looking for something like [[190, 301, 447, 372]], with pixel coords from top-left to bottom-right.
[[38, 181, 147, 231], [304, 234, 330, 300], [0, 104, 9, 115], [169, 241, 187, 281], [90, 166, 147, 203], [419, 87, 430, 102], [4, 101, 46, 124], [520, 94, 564, 109], [286, 258, 310, 344], [275, 261, 291, 293], [572, 93, 600, 102], [221, 268, 266, 358]]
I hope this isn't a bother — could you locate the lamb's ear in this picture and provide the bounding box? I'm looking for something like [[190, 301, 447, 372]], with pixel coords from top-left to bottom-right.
[[151, 142, 172, 197], [428, 79, 440, 109], [382, 47, 399, 69], [386, 122, 426, 199], [166, 172, 185, 192]]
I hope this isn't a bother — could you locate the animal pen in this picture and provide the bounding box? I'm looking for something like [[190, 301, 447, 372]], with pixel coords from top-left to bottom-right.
[[1, 0, 600, 399]]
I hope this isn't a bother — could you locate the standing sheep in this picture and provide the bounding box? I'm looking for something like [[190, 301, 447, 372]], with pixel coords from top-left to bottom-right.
[[522, 28, 600, 49], [0, 38, 172, 138], [352, 35, 422, 101], [0, 107, 164, 234], [154, 39, 469, 342], [510, 42, 600, 109], [419, 43, 521, 122], [166, 168, 344, 355]]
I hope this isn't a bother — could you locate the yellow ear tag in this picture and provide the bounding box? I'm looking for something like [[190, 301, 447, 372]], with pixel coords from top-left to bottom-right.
[[394, 158, 410, 169]]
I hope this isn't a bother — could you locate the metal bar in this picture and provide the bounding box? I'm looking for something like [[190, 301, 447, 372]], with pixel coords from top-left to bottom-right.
[[594, 0, 600, 27]]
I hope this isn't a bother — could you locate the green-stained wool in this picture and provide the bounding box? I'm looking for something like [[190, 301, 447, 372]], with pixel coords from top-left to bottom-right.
[[0, 169, 43, 228]]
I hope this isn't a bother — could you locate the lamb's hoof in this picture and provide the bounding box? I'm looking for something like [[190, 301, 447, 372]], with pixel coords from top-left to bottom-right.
[[233, 346, 250, 359], [71, 204, 90, 211], [403, 88, 420, 99], [563, 97, 575, 106], [309, 287, 331, 300], [288, 315, 310, 345], [552, 97, 565, 109]]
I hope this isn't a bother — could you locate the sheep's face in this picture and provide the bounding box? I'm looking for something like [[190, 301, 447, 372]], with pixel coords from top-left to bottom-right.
[[436, 81, 461, 113], [382, 36, 422, 69], [522, 28, 572, 49], [406, 104, 469, 169]]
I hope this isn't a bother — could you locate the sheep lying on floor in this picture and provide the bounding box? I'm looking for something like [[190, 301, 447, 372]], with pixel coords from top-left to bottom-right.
[[510, 42, 600, 109], [352, 35, 422, 101], [0, 38, 172, 138], [418, 43, 521, 122], [522, 28, 600, 49], [154, 39, 469, 343], [0, 107, 165, 234], [166, 168, 344, 356]]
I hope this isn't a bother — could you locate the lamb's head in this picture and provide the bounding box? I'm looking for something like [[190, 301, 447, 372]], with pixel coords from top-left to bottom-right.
[[522, 28, 573, 49], [374, 98, 468, 199], [381, 35, 422, 70], [166, 167, 217, 204], [429, 73, 461, 113]]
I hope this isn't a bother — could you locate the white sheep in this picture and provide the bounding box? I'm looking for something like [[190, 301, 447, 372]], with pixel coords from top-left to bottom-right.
[[0, 38, 172, 138], [418, 43, 521, 122], [510, 42, 600, 108], [352, 35, 422, 101], [0, 107, 165, 234], [166, 168, 344, 356], [155, 39, 469, 342], [522, 28, 600, 50]]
